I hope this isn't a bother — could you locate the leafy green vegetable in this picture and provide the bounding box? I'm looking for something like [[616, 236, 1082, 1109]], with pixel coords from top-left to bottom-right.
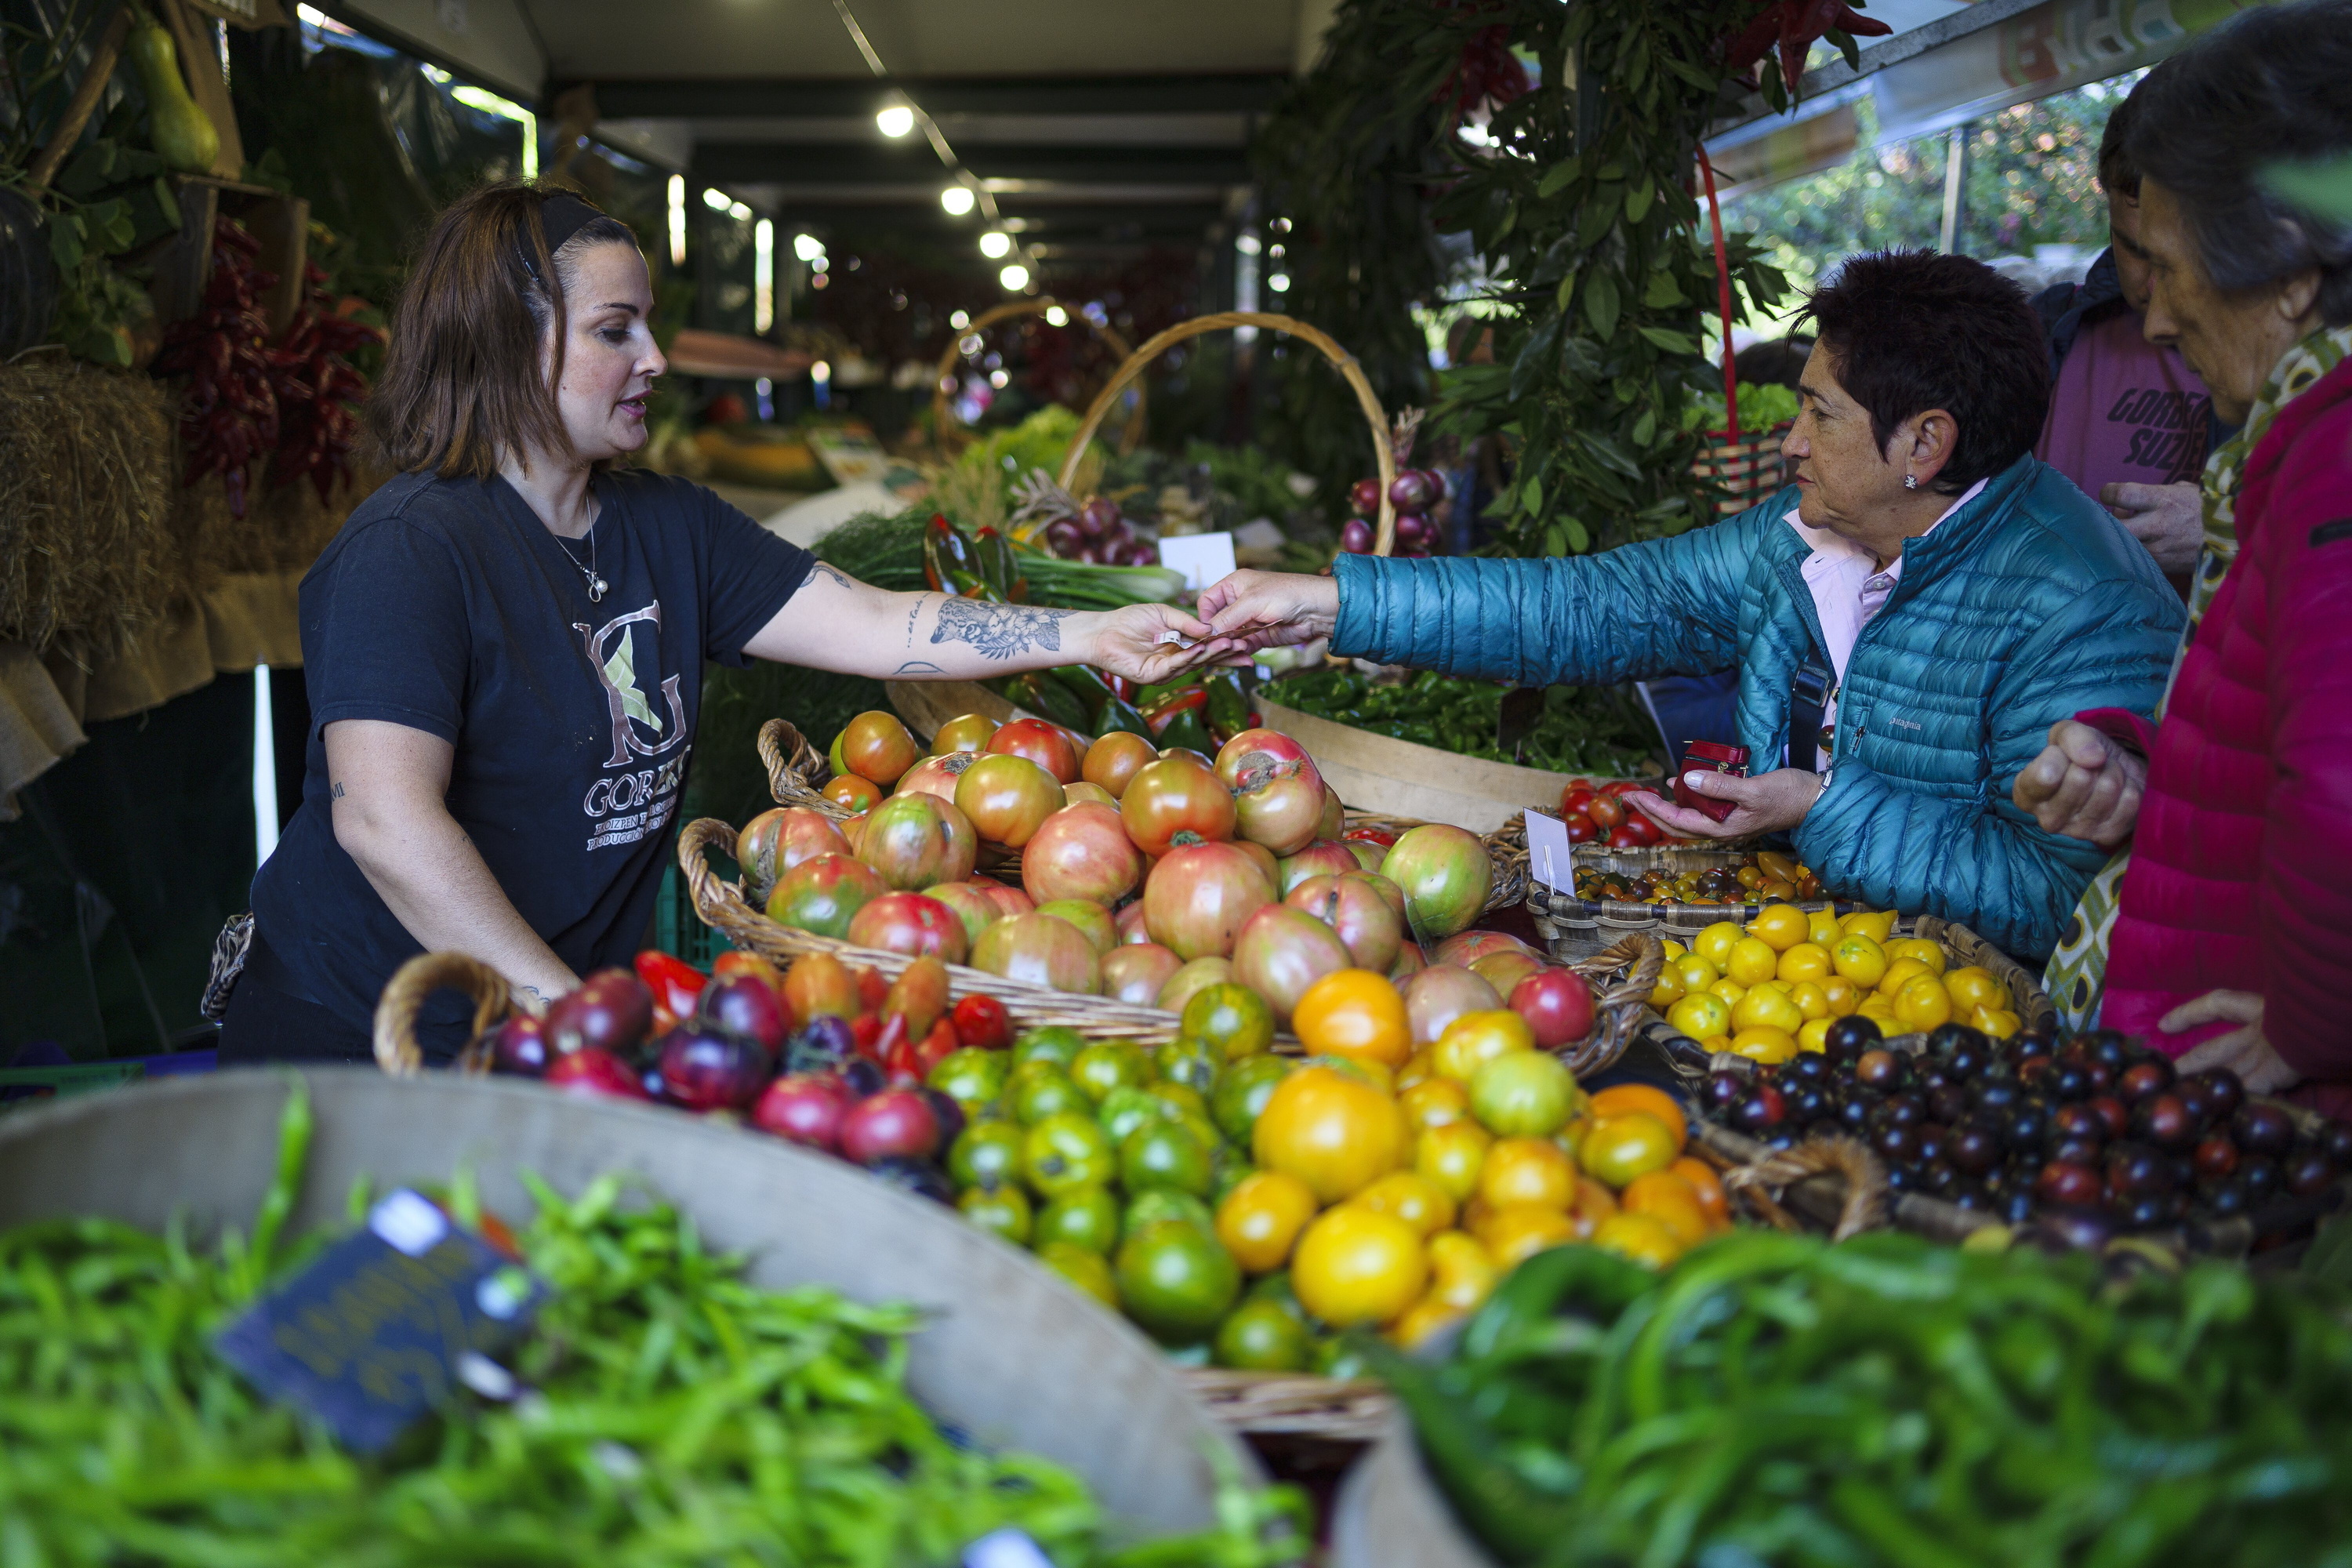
[[1682, 379, 1805, 438], [0, 1084, 1307, 1566], [1368, 1229, 2352, 1568], [1265, 668, 1657, 777]]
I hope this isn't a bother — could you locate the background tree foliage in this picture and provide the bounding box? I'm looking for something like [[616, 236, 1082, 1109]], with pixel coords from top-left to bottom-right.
[[1253, 0, 1794, 557]]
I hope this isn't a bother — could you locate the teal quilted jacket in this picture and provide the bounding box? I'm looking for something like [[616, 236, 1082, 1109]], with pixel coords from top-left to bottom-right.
[[1330, 456, 2185, 959]]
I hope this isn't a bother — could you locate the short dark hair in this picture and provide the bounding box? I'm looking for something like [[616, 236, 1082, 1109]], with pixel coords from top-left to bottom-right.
[[1795, 249, 2052, 494], [370, 182, 641, 477], [2097, 71, 2148, 200], [2126, 0, 2352, 327]]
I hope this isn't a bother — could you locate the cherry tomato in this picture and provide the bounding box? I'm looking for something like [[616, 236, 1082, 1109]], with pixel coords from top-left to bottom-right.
[[951, 993, 1012, 1051], [1559, 785, 1595, 817], [1617, 811, 1663, 846], [851, 1011, 884, 1061], [1606, 823, 1648, 848], [1599, 780, 1645, 800], [1587, 794, 1626, 830], [855, 966, 890, 1013], [1563, 813, 1598, 844]]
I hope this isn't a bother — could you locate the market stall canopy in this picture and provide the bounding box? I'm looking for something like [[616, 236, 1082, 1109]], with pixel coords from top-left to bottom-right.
[[1702, 0, 2270, 197], [325, 0, 1352, 263]]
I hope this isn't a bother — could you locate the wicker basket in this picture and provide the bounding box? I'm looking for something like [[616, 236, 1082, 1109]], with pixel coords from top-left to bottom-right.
[[928, 297, 1140, 458], [1691, 422, 1794, 518]]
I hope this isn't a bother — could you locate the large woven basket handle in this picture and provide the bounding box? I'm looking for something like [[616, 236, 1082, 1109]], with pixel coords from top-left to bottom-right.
[[372, 952, 514, 1077], [928, 298, 1140, 459], [1561, 932, 1667, 1078], [757, 718, 850, 818], [679, 816, 755, 926], [1055, 311, 1400, 555]]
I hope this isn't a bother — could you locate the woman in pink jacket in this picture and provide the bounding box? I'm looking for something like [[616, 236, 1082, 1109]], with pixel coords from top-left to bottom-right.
[[2015, 0, 2352, 1116]]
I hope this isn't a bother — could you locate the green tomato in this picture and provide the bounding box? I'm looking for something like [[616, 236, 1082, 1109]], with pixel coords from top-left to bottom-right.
[[1121, 1188, 1214, 1242], [1012, 1025, 1087, 1072], [1120, 1119, 1214, 1200], [1022, 1112, 1116, 1199], [1098, 1085, 1163, 1147], [1211, 1054, 1294, 1145], [947, 1121, 1025, 1192], [1013, 1068, 1091, 1126], [1214, 1298, 1312, 1371], [1182, 983, 1275, 1062], [957, 1184, 1032, 1246], [1070, 1040, 1153, 1102], [1034, 1186, 1122, 1254], [1036, 1240, 1120, 1308], [1153, 1037, 1221, 1095], [928, 1047, 1010, 1111]]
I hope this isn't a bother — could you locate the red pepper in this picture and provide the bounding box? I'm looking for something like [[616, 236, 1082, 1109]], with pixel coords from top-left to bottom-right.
[[633, 951, 708, 1017], [912, 1017, 959, 1079], [1140, 685, 1208, 735], [949, 993, 1011, 1052], [874, 1014, 916, 1080], [850, 1011, 884, 1062]]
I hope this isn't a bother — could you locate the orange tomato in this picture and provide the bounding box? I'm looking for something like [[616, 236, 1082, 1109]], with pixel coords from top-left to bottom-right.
[[1425, 1230, 1497, 1312], [1294, 968, 1414, 1069], [1477, 1137, 1577, 1210], [1584, 1083, 1687, 1152], [1396, 1049, 1439, 1091], [1399, 1075, 1472, 1132], [1571, 1177, 1621, 1237], [1475, 1203, 1581, 1267], [1671, 1157, 1730, 1227], [1214, 1171, 1319, 1273], [823, 774, 880, 811], [1579, 1112, 1680, 1189], [1349, 1171, 1458, 1238], [1416, 1120, 1493, 1203], [1620, 1170, 1711, 1247], [1591, 1211, 1684, 1269], [1252, 1065, 1410, 1203]]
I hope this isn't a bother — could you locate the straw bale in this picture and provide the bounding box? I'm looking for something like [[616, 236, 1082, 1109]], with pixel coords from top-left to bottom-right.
[[0, 356, 176, 655]]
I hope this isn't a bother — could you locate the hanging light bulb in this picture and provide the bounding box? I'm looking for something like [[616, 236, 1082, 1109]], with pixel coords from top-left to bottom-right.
[[940, 185, 975, 216], [999, 263, 1030, 291], [793, 232, 825, 263], [978, 230, 1012, 260], [876, 103, 915, 138]]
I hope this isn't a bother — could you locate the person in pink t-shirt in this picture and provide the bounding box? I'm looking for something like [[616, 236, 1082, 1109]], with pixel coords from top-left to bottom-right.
[[2030, 73, 2219, 586]]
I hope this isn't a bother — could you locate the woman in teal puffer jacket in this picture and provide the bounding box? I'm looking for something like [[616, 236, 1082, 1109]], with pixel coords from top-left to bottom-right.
[[1199, 252, 2185, 959]]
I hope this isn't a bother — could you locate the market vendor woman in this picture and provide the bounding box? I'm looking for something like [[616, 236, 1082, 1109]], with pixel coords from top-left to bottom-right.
[[1202, 251, 2187, 960], [220, 184, 1214, 1065]]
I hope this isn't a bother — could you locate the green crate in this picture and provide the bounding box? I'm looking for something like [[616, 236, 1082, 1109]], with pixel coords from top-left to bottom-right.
[[0, 1061, 147, 1106], [654, 858, 729, 969]]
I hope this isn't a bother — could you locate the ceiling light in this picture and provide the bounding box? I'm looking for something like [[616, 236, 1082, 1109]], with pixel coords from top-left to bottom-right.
[[1237, 231, 1261, 256], [702, 187, 731, 212], [666, 174, 685, 267], [793, 232, 825, 262], [978, 230, 1012, 260], [940, 185, 975, 216], [729, 201, 751, 223], [949, 310, 971, 329], [989, 368, 1010, 388], [1044, 305, 1068, 326], [811, 360, 832, 383], [1268, 272, 1291, 292], [999, 263, 1030, 291], [876, 103, 915, 138]]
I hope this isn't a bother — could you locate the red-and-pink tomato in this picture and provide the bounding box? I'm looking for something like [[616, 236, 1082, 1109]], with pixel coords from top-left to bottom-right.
[[1102, 943, 1183, 1005], [970, 910, 1102, 994], [1142, 840, 1275, 960], [1232, 905, 1352, 1027], [954, 753, 1066, 850], [845, 891, 971, 965], [1022, 801, 1144, 906], [1381, 823, 1493, 942]]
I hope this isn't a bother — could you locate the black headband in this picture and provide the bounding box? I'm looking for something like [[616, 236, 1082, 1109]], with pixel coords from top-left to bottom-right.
[[519, 194, 605, 289]]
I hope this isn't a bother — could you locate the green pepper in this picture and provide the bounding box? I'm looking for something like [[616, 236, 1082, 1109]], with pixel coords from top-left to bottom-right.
[[974, 525, 1029, 603], [1203, 668, 1252, 746], [1048, 664, 1116, 724], [1010, 672, 1090, 731], [1156, 707, 1214, 757], [1095, 695, 1155, 740]]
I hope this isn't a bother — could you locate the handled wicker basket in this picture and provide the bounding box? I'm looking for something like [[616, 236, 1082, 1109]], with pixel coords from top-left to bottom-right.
[[928, 297, 1142, 458]]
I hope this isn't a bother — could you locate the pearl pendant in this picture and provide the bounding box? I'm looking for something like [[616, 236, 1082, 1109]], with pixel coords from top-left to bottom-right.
[[589, 577, 607, 602]]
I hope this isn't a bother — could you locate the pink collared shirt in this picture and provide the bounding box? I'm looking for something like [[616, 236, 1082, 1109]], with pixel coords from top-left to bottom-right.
[[1782, 479, 1987, 767]]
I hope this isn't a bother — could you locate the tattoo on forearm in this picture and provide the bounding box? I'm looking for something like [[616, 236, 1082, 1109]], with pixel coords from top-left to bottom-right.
[[810, 563, 855, 591], [331, 782, 345, 799], [894, 660, 945, 675], [930, 599, 1073, 660], [903, 600, 921, 648]]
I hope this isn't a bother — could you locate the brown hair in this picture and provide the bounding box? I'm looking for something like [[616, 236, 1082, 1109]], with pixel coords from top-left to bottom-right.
[[368, 182, 640, 478]]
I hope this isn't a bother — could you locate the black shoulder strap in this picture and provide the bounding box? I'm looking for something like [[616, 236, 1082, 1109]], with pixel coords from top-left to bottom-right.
[[1787, 637, 1835, 773]]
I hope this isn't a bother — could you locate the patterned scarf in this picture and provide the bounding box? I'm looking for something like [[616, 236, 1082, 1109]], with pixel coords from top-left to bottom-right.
[[2045, 322, 2352, 1029]]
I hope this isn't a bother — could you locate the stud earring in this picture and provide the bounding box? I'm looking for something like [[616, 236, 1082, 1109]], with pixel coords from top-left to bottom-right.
[[1903, 474, 1919, 491]]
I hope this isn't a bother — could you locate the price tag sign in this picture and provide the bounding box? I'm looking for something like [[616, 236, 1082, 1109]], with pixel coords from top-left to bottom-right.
[[1156, 532, 1237, 592], [215, 1189, 544, 1453], [1524, 809, 1575, 893]]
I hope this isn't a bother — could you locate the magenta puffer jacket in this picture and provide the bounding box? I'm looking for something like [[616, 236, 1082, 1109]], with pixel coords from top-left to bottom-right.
[[2082, 351, 2352, 1120]]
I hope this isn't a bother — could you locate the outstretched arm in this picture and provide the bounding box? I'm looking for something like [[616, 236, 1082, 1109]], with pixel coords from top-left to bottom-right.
[[743, 563, 1232, 685]]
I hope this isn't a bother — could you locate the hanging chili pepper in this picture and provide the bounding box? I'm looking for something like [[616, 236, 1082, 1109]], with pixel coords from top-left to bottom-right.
[[921, 514, 993, 597]]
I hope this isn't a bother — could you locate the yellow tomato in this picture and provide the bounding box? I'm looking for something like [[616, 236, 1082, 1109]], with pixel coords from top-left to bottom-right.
[[1579, 1112, 1679, 1188], [1294, 968, 1414, 1068], [1214, 1171, 1319, 1273], [1729, 1025, 1798, 1064], [1776, 942, 1832, 984], [1708, 978, 1750, 1008], [1725, 937, 1780, 986], [1745, 903, 1810, 953], [1395, 1049, 1438, 1091], [1621, 1170, 1711, 1246], [1831, 934, 1888, 987], [1857, 996, 1901, 1028], [1731, 985, 1804, 1035], [1944, 966, 2009, 1014], [1666, 993, 1732, 1041], [1886, 938, 1948, 976], [1350, 1171, 1458, 1238], [1671, 1158, 1730, 1229], [1668, 953, 1720, 993], [1875, 956, 1933, 998], [1399, 1076, 1471, 1132], [1293, 1206, 1428, 1328], [1415, 1120, 1492, 1203], [1693, 920, 1745, 970], [1972, 1004, 2023, 1040], [1430, 1010, 1535, 1082], [1253, 1065, 1410, 1203], [1759, 978, 1795, 996], [1798, 1017, 1834, 1052], [1893, 975, 1954, 1032], [1477, 1203, 1581, 1267], [1388, 1294, 1468, 1350], [1649, 968, 1687, 1010], [1838, 909, 1896, 943], [1661, 938, 1689, 960], [1788, 981, 1831, 1021], [1479, 1137, 1577, 1210], [1806, 909, 1844, 948], [1425, 1229, 1499, 1312], [1586, 1083, 1688, 1151], [1819, 975, 1864, 1017], [1698, 1033, 1734, 1053], [1591, 1211, 1685, 1269]]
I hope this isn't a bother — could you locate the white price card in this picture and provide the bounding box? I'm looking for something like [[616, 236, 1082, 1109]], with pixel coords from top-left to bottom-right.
[[1156, 531, 1237, 592], [1524, 809, 1575, 893]]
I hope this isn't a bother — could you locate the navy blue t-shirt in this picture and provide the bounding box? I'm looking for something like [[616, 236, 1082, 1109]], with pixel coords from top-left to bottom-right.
[[252, 468, 813, 1054]]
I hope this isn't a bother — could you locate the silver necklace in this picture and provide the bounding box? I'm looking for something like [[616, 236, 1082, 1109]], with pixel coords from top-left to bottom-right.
[[555, 524, 607, 602]]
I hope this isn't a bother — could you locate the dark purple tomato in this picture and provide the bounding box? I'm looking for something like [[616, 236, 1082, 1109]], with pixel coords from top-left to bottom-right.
[[2016, 1054, 2055, 1089], [1876, 1094, 1924, 1130], [840, 1056, 887, 1099], [2200, 1068, 2245, 1120], [488, 1014, 550, 1076], [1703, 1070, 1747, 1110], [1824, 1015, 1883, 1055], [2240, 1155, 2281, 1199], [1839, 1096, 1873, 1133], [1789, 1085, 1831, 1123], [2172, 1076, 2215, 1127], [2285, 1150, 2336, 1198], [1929, 1084, 1970, 1127], [1947, 1121, 2002, 1175], [1854, 1050, 1901, 1091], [1927, 1022, 1989, 1056], [1945, 1042, 1987, 1081], [2027, 1206, 2114, 1252], [2086, 1096, 2130, 1141], [2051, 1137, 2104, 1168], [2086, 1032, 2129, 1068], [2078, 1058, 2116, 1094], [2005, 1102, 2050, 1154], [2235, 1102, 2296, 1158], [2204, 1178, 2249, 1218], [1951, 1188, 1991, 1213], [2052, 1102, 2107, 1145], [2323, 1121, 2352, 1167], [700, 975, 790, 1057], [916, 1086, 968, 1147], [1788, 1053, 1828, 1083], [2192, 1134, 2240, 1181], [2049, 1062, 2092, 1102], [864, 1156, 956, 1206], [1972, 1079, 2020, 1116], [1884, 1163, 1915, 1193], [2134, 1094, 2197, 1151], [543, 969, 655, 1058], [839, 1088, 943, 1165], [1914, 1123, 1948, 1166], [658, 1026, 772, 1112], [1920, 1160, 1957, 1194], [2120, 1195, 2172, 1231], [1732, 1084, 1788, 1134], [2118, 1059, 2175, 1103], [786, 1014, 858, 1075], [2105, 1142, 2172, 1199]]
